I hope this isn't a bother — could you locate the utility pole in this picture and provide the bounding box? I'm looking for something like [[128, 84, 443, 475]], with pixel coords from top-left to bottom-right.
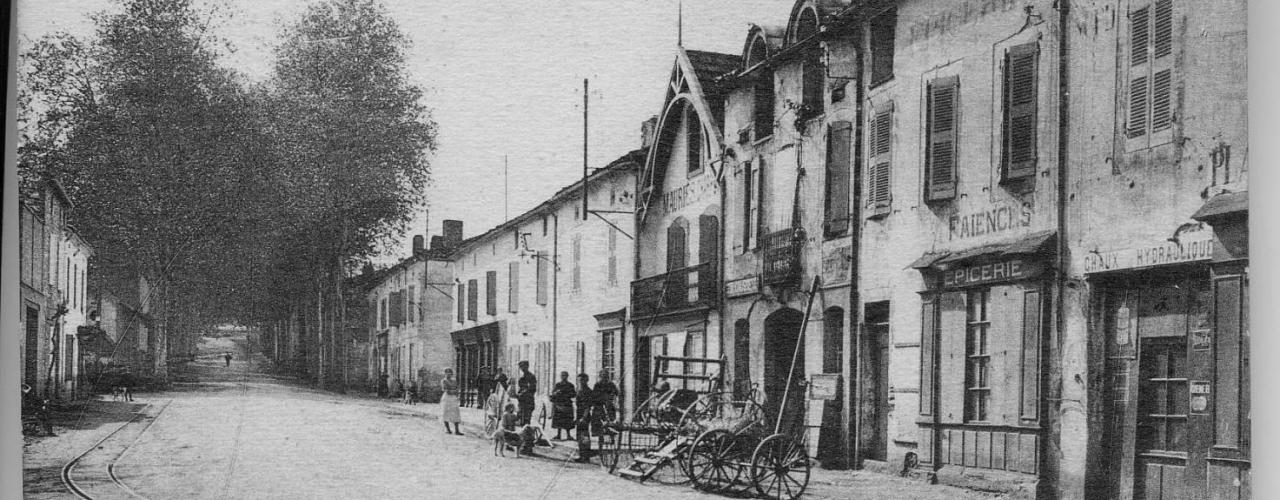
[[583, 78, 589, 220]]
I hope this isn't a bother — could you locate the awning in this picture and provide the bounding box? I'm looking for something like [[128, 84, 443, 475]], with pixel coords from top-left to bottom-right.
[[911, 230, 1057, 270], [450, 321, 503, 344], [1192, 190, 1247, 222], [77, 325, 116, 355]]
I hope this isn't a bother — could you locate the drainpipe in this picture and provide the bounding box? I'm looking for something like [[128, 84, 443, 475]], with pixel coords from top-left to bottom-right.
[[1047, 1, 1072, 499], [847, 26, 866, 471], [552, 212, 559, 385]]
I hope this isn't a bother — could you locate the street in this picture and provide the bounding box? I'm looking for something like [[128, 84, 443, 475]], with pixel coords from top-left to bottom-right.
[[22, 332, 1009, 500]]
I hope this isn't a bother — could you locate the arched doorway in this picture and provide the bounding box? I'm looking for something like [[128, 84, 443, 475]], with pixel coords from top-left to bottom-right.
[[764, 308, 805, 435]]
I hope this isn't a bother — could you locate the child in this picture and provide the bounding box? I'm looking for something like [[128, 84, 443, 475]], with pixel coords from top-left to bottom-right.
[[500, 403, 534, 454]]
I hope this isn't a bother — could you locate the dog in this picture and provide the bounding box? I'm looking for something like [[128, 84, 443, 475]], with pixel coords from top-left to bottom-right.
[[111, 386, 131, 401]]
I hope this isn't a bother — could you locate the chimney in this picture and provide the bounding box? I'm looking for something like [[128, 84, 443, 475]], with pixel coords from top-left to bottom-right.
[[412, 235, 425, 254], [442, 220, 464, 249], [430, 235, 445, 251], [641, 115, 659, 149]]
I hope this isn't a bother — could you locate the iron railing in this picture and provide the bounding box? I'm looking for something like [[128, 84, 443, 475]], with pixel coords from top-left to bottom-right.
[[630, 262, 718, 318]]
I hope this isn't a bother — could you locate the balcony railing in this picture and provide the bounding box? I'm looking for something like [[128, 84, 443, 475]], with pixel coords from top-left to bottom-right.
[[631, 262, 718, 319], [762, 228, 802, 286]]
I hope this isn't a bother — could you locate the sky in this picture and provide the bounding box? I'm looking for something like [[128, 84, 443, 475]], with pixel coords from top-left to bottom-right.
[[15, 0, 796, 264]]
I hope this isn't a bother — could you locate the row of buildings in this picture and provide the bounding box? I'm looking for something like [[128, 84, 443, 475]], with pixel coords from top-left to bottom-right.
[[19, 176, 171, 402], [321, 1, 1248, 499]]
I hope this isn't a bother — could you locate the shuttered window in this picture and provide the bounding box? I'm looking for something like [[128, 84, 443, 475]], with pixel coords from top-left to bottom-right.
[[408, 286, 416, 323], [607, 228, 618, 286], [754, 75, 775, 139], [486, 271, 497, 316], [741, 161, 755, 251], [390, 290, 404, 327], [698, 215, 719, 265], [869, 8, 896, 88], [457, 284, 465, 323], [866, 104, 893, 217], [926, 77, 959, 201], [667, 221, 687, 271], [919, 295, 938, 417], [508, 261, 520, 312], [571, 235, 582, 292], [467, 279, 478, 321], [1127, 0, 1175, 142], [536, 251, 548, 305], [802, 50, 824, 116], [1002, 43, 1039, 182], [825, 121, 852, 236]]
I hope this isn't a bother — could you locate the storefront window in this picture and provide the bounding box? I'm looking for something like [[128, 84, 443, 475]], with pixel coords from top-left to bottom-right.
[[965, 289, 991, 422]]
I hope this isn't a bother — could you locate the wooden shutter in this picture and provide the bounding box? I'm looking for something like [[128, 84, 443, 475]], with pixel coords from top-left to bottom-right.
[[572, 236, 582, 291], [1128, 74, 1149, 138], [919, 295, 938, 417], [1128, 1, 1174, 139], [607, 228, 618, 285], [752, 160, 764, 249], [667, 222, 687, 271], [825, 121, 852, 235], [869, 8, 896, 87], [1020, 289, 1042, 421], [486, 271, 497, 316], [867, 105, 893, 216], [698, 215, 719, 265], [509, 262, 519, 312], [457, 284, 465, 322], [390, 290, 403, 327], [926, 77, 959, 200], [686, 105, 702, 174], [1003, 43, 1038, 180], [467, 279, 478, 321], [536, 251, 548, 305], [938, 291, 967, 424], [1213, 274, 1246, 451]]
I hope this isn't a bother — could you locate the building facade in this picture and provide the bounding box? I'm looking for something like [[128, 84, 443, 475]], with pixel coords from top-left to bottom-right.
[[629, 48, 738, 415], [450, 152, 640, 410]]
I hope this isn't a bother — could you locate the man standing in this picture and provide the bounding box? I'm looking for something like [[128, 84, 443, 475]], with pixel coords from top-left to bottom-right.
[[475, 366, 492, 409], [223, 352, 233, 367], [493, 366, 509, 392], [515, 360, 536, 426]]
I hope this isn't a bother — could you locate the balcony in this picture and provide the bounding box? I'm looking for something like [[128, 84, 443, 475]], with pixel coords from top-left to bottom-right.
[[762, 228, 802, 286], [631, 262, 718, 319]]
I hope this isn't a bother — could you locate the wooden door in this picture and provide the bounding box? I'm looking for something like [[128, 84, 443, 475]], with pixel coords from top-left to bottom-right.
[[861, 302, 890, 462]]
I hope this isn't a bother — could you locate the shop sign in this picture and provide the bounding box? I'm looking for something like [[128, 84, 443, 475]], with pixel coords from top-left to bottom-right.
[[658, 173, 717, 216], [1083, 227, 1215, 273], [941, 258, 1044, 289], [948, 202, 1034, 241], [822, 245, 853, 283], [809, 373, 841, 400], [1191, 329, 1212, 351], [726, 276, 760, 298], [1189, 381, 1211, 415]]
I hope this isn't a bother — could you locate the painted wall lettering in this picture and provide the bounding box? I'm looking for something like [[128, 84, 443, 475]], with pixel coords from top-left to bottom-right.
[[1082, 227, 1215, 273], [904, 0, 1020, 46], [948, 202, 1034, 241], [941, 258, 1044, 288], [659, 173, 716, 215]]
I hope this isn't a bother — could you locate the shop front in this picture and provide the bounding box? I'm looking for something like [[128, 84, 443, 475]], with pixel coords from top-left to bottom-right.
[[1086, 195, 1249, 500], [910, 230, 1053, 482], [451, 321, 504, 406]]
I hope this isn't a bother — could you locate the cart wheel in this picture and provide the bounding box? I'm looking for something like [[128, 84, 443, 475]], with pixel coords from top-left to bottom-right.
[[687, 429, 746, 493], [646, 434, 693, 486], [750, 434, 810, 500], [537, 405, 548, 429], [596, 428, 621, 473]]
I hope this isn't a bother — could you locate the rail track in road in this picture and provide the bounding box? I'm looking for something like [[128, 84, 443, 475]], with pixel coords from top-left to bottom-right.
[[60, 399, 173, 499]]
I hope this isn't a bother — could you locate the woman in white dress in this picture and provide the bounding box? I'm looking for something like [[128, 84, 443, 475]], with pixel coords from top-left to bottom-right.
[[441, 368, 463, 435]]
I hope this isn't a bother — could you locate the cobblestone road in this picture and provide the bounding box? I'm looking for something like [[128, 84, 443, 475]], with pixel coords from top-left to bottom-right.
[[24, 335, 1009, 500]]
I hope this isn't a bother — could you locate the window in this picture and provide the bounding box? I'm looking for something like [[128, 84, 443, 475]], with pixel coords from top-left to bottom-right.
[[542, 215, 548, 236], [802, 52, 824, 116], [682, 330, 706, 389], [686, 104, 702, 175], [390, 290, 403, 327], [667, 220, 688, 272], [1137, 337, 1188, 452], [601, 330, 617, 382], [607, 228, 618, 286], [508, 261, 519, 313], [965, 289, 992, 422], [467, 279, 479, 321], [698, 215, 719, 265], [926, 77, 960, 201], [754, 72, 775, 139], [1127, 0, 1174, 144], [457, 283, 466, 323], [576, 341, 587, 377], [382, 297, 389, 329], [742, 160, 762, 250], [1002, 43, 1039, 182], [536, 251, 549, 305], [824, 121, 853, 236], [866, 104, 893, 217], [869, 8, 896, 87], [571, 235, 582, 292], [485, 271, 497, 316], [408, 286, 416, 323]]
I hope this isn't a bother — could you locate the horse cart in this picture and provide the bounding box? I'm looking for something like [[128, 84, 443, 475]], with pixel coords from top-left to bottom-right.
[[602, 277, 824, 500]]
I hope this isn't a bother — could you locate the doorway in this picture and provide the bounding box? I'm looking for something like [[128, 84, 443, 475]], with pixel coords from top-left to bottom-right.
[[764, 308, 805, 435], [818, 307, 847, 468], [25, 306, 39, 388], [860, 301, 890, 462]]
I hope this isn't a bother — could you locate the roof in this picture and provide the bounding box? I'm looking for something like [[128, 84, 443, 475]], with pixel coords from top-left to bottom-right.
[[1192, 190, 1248, 221], [910, 231, 1057, 269], [685, 50, 742, 97], [447, 149, 645, 256]]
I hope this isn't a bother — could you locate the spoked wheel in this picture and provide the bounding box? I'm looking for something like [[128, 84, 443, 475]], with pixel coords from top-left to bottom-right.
[[596, 428, 621, 473], [646, 434, 693, 485], [537, 404, 548, 429], [750, 434, 811, 500], [687, 429, 747, 493]]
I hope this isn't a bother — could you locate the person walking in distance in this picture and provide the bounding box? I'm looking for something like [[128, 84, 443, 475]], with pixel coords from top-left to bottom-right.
[[515, 361, 536, 426], [223, 352, 233, 367], [594, 370, 619, 423], [441, 368, 463, 435], [549, 371, 576, 440], [573, 373, 603, 463]]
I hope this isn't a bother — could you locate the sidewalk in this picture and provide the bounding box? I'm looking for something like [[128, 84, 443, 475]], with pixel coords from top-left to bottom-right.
[[355, 394, 1011, 500]]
